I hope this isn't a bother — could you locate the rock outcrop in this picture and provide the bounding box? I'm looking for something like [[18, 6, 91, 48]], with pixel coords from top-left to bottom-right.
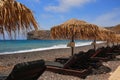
[[27, 30, 51, 40]]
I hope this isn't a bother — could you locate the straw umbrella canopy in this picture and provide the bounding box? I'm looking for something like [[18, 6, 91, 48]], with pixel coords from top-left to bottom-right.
[[100, 28, 117, 46], [111, 34, 120, 45], [0, 0, 38, 38], [51, 19, 104, 56]]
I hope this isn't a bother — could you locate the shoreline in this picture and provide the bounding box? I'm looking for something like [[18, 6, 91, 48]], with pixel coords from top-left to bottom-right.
[[0, 42, 103, 55], [0, 41, 103, 55], [0, 42, 120, 80], [0, 43, 107, 76], [0, 43, 107, 65]]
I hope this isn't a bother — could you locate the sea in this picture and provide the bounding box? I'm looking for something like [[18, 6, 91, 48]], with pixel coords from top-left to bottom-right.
[[0, 40, 103, 55]]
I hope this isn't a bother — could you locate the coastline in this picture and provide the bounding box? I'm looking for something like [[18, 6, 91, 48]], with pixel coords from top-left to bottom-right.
[[0, 43, 107, 75], [0, 43, 107, 63], [0, 40, 103, 55], [0, 42, 120, 80]]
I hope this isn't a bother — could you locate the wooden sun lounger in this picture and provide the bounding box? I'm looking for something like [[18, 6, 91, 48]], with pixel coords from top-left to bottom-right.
[[113, 50, 120, 52], [90, 57, 108, 62], [105, 45, 120, 56], [46, 66, 92, 78], [112, 47, 120, 53], [46, 47, 117, 78], [101, 47, 118, 57], [46, 54, 81, 69], [107, 46, 120, 53], [5, 60, 46, 80], [91, 46, 120, 61], [55, 57, 69, 64], [77, 47, 111, 62], [45, 52, 94, 78], [91, 48, 103, 57], [55, 51, 85, 64]]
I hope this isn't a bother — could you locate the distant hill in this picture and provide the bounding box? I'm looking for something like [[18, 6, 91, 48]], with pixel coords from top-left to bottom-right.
[[105, 24, 120, 34], [27, 24, 120, 40], [27, 30, 51, 40]]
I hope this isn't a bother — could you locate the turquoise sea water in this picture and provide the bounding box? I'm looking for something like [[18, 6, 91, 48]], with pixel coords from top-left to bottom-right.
[[0, 40, 95, 54]]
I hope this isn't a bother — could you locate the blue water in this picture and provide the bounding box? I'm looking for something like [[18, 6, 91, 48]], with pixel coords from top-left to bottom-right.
[[0, 40, 94, 54]]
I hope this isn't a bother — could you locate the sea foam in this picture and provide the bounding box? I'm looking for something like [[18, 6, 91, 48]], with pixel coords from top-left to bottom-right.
[[0, 41, 103, 55]]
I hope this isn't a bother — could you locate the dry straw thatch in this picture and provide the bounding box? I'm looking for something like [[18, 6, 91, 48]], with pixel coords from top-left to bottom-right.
[[99, 27, 115, 41], [51, 19, 104, 40], [100, 28, 119, 46], [51, 19, 106, 55], [0, 0, 38, 38], [106, 24, 120, 34], [113, 34, 120, 43]]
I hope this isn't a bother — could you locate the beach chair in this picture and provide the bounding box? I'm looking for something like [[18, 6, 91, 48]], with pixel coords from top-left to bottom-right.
[[90, 47, 117, 61], [97, 47, 114, 57], [55, 51, 84, 64], [45, 52, 92, 78], [111, 45, 120, 55], [76, 47, 108, 62], [55, 57, 69, 64], [90, 48, 103, 58], [46, 50, 111, 78], [54, 49, 102, 69], [5, 60, 46, 80]]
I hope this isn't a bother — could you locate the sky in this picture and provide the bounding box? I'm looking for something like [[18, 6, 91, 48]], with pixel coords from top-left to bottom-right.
[[17, 0, 120, 30], [1, 0, 120, 40]]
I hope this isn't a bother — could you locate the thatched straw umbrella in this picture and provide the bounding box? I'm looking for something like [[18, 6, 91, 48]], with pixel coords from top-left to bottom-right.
[[51, 19, 104, 56], [100, 28, 117, 46], [111, 34, 120, 45], [0, 0, 38, 39]]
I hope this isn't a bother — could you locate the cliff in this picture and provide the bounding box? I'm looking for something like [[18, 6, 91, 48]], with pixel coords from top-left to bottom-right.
[[27, 30, 51, 40]]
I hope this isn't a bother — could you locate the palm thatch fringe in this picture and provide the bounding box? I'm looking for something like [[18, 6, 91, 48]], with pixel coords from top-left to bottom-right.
[[0, 0, 38, 38], [51, 19, 104, 40]]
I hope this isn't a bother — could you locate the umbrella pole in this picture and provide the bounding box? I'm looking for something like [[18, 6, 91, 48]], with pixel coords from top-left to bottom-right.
[[107, 40, 109, 47], [71, 36, 74, 56], [93, 39, 96, 50], [117, 42, 119, 46], [112, 43, 115, 47]]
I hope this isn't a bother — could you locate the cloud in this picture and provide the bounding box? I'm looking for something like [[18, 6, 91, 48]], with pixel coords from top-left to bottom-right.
[[45, 0, 95, 12], [92, 8, 120, 27]]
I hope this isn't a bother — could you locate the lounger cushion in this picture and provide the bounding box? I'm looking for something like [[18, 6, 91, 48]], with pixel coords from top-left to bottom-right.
[[45, 61, 64, 68]]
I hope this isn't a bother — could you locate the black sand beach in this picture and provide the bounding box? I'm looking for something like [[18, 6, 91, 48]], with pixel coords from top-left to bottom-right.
[[0, 43, 120, 80]]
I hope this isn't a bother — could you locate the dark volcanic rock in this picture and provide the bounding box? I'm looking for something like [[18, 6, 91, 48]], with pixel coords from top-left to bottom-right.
[[27, 30, 51, 40]]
